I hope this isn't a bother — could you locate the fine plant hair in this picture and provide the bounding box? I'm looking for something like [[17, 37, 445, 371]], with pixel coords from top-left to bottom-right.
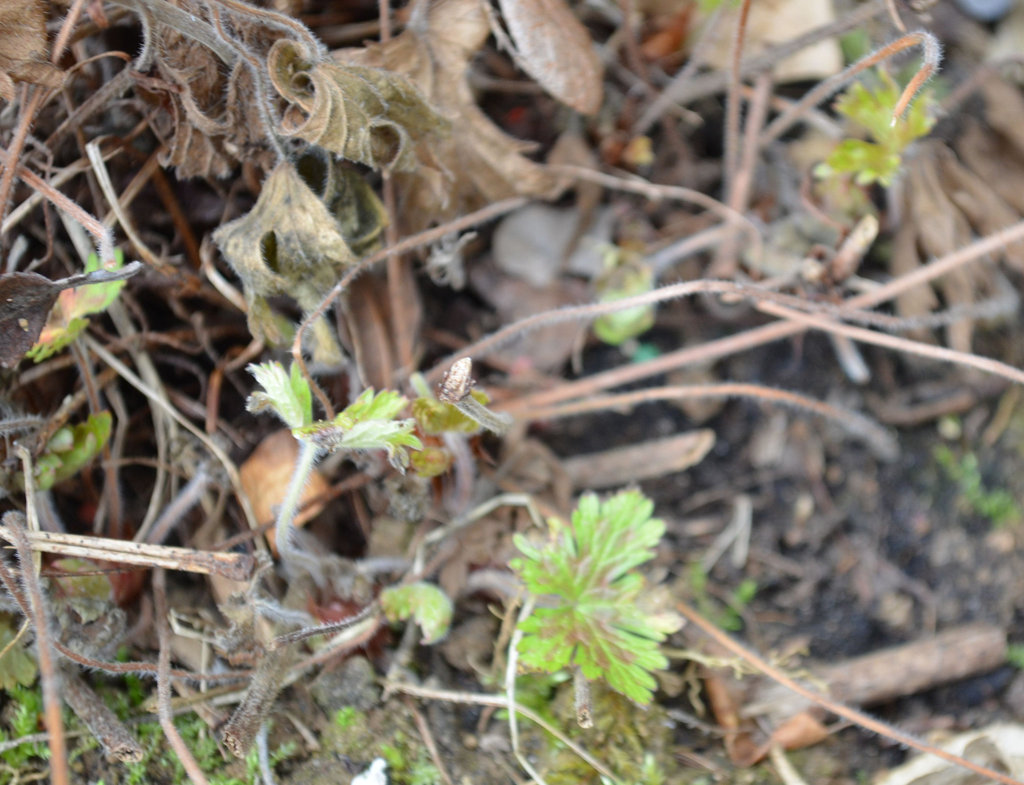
[[761, 29, 942, 147], [424, 277, 1024, 389]]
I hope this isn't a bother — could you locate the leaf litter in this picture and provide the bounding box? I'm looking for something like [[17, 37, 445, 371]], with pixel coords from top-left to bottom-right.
[[4, 1, 1024, 784]]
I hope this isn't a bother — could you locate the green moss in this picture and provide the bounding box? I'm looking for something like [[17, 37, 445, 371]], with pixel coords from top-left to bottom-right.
[[934, 444, 1022, 528], [518, 682, 681, 785]]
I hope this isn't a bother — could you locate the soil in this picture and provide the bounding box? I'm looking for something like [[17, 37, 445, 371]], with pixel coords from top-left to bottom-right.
[[4, 1, 1024, 784]]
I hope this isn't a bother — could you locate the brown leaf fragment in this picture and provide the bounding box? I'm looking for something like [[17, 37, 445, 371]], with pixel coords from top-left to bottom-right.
[[0, 0, 64, 101], [135, 0, 277, 178], [978, 77, 1024, 160], [0, 263, 143, 368], [957, 120, 1024, 216], [934, 144, 1024, 273], [561, 430, 715, 490], [337, 0, 562, 231], [239, 429, 328, 555], [212, 154, 385, 363], [269, 38, 449, 171], [495, 0, 603, 115]]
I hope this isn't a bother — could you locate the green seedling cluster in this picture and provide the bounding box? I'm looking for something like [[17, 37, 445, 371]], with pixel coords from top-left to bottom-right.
[[511, 489, 679, 705], [816, 69, 935, 187]]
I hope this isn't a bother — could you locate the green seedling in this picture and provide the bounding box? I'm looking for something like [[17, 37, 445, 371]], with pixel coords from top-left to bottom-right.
[[379, 581, 453, 644], [687, 562, 757, 632], [593, 249, 655, 348], [510, 490, 681, 705], [246, 361, 421, 584], [27, 250, 129, 362], [816, 69, 936, 187], [0, 683, 49, 771], [0, 411, 112, 496], [933, 445, 1021, 528]]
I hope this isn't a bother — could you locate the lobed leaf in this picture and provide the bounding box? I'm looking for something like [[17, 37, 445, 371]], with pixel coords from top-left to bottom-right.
[[510, 489, 674, 704]]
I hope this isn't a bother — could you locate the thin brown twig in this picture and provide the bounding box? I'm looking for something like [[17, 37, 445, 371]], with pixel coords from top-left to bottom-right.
[[505, 383, 897, 460], [0, 142, 116, 267], [154, 568, 212, 784], [723, 0, 752, 202], [761, 29, 941, 147], [7, 457, 70, 785], [447, 217, 1024, 413], [63, 669, 144, 763], [676, 600, 1024, 785], [644, 0, 887, 111], [0, 524, 255, 580], [291, 197, 528, 418], [711, 70, 772, 278]]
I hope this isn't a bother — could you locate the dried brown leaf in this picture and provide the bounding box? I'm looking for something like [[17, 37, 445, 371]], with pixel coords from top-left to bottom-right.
[[138, 1, 276, 178], [495, 0, 603, 115], [240, 429, 328, 555], [337, 0, 562, 231], [269, 38, 449, 171], [561, 430, 715, 490], [0, 263, 143, 368], [934, 144, 1024, 273], [0, 0, 64, 101], [212, 153, 386, 362]]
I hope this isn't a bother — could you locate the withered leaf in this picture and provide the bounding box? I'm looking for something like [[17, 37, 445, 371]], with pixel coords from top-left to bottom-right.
[[0, 263, 143, 368], [337, 0, 562, 231], [269, 38, 449, 171], [212, 153, 386, 363], [0, 0, 64, 101], [496, 0, 603, 115]]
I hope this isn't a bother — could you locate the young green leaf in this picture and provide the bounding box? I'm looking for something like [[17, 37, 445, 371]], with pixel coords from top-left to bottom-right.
[[510, 489, 677, 704], [819, 69, 936, 187], [292, 389, 422, 470], [379, 582, 453, 644], [27, 250, 129, 362], [34, 412, 112, 491], [246, 361, 313, 429]]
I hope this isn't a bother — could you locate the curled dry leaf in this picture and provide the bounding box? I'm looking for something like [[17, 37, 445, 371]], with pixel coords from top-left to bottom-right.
[[0, 0, 64, 101], [239, 429, 329, 555], [336, 0, 562, 230], [495, 0, 603, 115], [212, 151, 386, 362], [137, 0, 276, 178], [268, 38, 450, 171]]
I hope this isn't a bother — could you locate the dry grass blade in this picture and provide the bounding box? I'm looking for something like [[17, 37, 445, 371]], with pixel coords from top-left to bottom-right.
[[0, 525, 256, 580]]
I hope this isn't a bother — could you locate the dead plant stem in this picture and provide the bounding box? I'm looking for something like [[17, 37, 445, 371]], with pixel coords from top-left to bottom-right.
[[292, 197, 528, 418], [9, 451, 70, 785], [509, 383, 897, 459], [154, 568, 212, 784], [676, 600, 1024, 785], [723, 0, 752, 202]]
